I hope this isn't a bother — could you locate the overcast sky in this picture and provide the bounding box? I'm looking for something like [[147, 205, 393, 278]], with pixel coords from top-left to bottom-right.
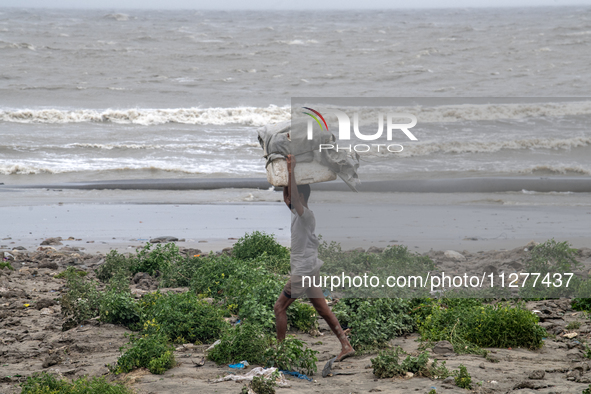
[[0, 0, 588, 9]]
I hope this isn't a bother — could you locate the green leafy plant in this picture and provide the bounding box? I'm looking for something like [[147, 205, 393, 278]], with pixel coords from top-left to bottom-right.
[[333, 298, 415, 351], [0, 261, 14, 270], [54, 269, 87, 279], [264, 336, 318, 376], [207, 323, 270, 365], [95, 250, 133, 282], [430, 359, 450, 379], [132, 242, 184, 277], [99, 275, 140, 328], [250, 374, 277, 394], [59, 267, 100, 331], [566, 321, 582, 330], [20, 372, 133, 394], [453, 364, 471, 389], [232, 231, 289, 261], [370, 347, 437, 378], [521, 239, 582, 299], [148, 350, 175, 375], [140, 291, 228, 344], [113, 333, 175, 374], [583, 384, 591, 394], [287, 302, 317, 332], [370, 347, 408, 378], [418, 299, 545, 354], [318, 241, 434, 297]]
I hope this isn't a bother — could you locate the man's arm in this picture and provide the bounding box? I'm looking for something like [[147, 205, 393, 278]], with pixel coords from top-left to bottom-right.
[[287, 154, 305, 216]]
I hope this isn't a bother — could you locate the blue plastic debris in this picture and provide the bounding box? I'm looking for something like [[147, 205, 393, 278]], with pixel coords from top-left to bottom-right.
[[281, 370, 312, 381], [229, 360, 249, 369]]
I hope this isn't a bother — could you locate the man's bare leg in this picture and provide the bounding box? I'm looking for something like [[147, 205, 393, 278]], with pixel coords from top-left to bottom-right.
[[274, 292, 296, 342], [307, 287, 355, 361]]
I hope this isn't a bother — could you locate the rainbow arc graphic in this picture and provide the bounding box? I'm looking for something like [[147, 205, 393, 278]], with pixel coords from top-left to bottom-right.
[[302, 107, 329, 131]]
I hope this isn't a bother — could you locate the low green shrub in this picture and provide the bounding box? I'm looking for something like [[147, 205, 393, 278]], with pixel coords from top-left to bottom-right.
[[583, 384, 591, 394], [250, 374, 277, 394], [453, 364, 471, 389], [0, 261, 14, 270], [232, 231, 289, 261], [113, 333, 175, 374], [318, 241, 434, 297], [148, 350, 175, 374], [418, 299, 546, 354], [207, 323, 270, 365], [140, 291, 228, 344], [566, 321, 582, 330], [264, 336, 318, 376], [96, 250, 132, 282], [430, 359, 450, 379], [20, 372, 133, 394], [520, 239, 582, 299], [54, 269, 87, 279], [371, 347, 443, 378], [133, 242, 184, 277], [59, 267, 100, 331], [333, 298, 415, 351], [99, 275, 140, 329], [250, 253, 290, 275], [287, 302, 317, 332]]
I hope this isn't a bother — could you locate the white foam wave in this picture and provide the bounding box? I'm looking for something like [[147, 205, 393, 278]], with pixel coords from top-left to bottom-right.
[[3, 101, 591, 126], [516, 165, 591, 175], [104, 13, 129, 21], [0, 163, 259, 176], [395, 136, 591, 158], [299, 101, 591, 124], [355, 136, 591, 159], [0, 106, 290, 126]]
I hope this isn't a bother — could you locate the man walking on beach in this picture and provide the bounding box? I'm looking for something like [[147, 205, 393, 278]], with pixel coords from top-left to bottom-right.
[[273, 154, 355, 363]]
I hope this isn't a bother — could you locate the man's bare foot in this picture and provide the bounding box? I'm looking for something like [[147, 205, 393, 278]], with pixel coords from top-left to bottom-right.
[[335, 347, 355, 362]]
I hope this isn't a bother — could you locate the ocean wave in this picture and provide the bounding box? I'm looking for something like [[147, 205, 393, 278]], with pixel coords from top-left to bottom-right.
[[396, 136, 591, 157], [0, 106, 290, 126], [516, 165, 591, 175], [0, 40, 35, 50], [0, 164, 206, 175], [299, 101, 591, 124], [104, 13, 129, 21], [355, 136, 591, 158], [2, 101, 591, 126]]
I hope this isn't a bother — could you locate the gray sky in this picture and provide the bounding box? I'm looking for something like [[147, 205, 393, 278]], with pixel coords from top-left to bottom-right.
[[0, 0, 588, 9]]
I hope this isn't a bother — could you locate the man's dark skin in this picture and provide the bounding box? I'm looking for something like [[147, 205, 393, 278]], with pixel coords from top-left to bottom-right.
[[273, 154, 355, 362]]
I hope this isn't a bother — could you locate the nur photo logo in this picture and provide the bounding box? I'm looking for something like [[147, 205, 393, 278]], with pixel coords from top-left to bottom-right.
[[302, 107, 418, 153]]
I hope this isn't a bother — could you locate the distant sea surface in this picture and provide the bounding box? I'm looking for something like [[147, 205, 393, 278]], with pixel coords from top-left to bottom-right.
[[1, 7, 590, 185]]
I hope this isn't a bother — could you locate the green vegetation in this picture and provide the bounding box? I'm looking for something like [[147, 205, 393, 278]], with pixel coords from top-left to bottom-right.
[[57, 233, 564, 380], [112, 333, 175, 375], [20, 372, 133, 394], [520, 239, 583, 299], [333, 298, 415, 351], [99, 275, 140, 329], [139, 291, 227, 344], [207, 323, 270, 365], [232, 230, 290, 261], [59, 267, 101, 331], [583, 384, 591, 394], [417, 299, 546, 354], [370, 347, 448, 379], [566, 321, 582, 330], [0, 261, 14, 270], [453, 364, 472, 389], [264, 336, 318, 376], [54, 269, 87, 278], [249, 374, 278, 394]]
